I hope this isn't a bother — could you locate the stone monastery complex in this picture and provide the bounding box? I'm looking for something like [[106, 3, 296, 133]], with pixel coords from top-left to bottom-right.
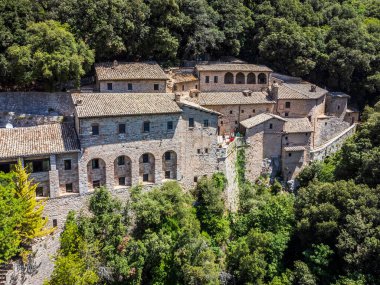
[[0, 59, 359, 199]]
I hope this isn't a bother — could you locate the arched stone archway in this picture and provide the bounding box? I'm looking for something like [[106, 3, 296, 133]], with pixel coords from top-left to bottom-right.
[[162, 151, 177, 180], [87, 158, 106, 190], [247, 73, 256, 84], [139, 153, 155, 183], [236, 72, 245, 84], [114, 155, 132, 187], [224, 72, 234, 84], [258, 73, 267, 84]]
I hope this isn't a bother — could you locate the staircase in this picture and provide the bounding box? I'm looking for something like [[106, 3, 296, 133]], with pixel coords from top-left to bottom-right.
[[0, 263, 13, 285]]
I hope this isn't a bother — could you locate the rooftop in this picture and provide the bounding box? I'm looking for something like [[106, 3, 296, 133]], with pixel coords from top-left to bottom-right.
[[0, 124, 79, 159], [179, 100, 222, 116], [240, 113, 286, 129], [283, 118, 313, 133], [195, 63, 272, 72], [191, 91, 275, 106], [95, 61, 168, 81], [172, 72, 198, 83], [72, 93, 182, 118], [277, 83, 327, 100]]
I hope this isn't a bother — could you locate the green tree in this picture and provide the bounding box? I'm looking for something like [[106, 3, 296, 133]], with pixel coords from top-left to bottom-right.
[[0, 172, 23, 263], [7, 20, 94, 90]]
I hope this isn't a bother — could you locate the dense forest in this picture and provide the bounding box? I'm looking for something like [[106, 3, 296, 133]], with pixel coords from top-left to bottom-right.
[[0, 0, 379, 104], [39, 101, 380, 285]]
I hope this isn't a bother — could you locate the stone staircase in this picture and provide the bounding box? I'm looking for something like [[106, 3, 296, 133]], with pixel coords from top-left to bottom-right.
[[0, 263, 13, 285]]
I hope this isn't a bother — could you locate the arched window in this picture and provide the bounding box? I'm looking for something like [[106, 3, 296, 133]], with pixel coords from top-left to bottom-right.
[[247, 73, 256, 84], [139, 153, 155, 183], [258, 73, 267, 84], [114, 156, 132, 187], [224, 72, 234, 84], [87, 158, 106, 190], [162, 151, 177, 180], [236, 72, 245, 84]]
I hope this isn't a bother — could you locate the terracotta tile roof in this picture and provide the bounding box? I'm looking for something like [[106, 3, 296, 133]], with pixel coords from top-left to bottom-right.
[[284, 145, 306, 152], [179, 100, 222, 116], [195, 63, 272, 72], [95, 61, 169, 81], [194, 91, 275, 106], [240, 113, 285, 129], [284, 118, 313, 133], [72, 93, 182, 118], [0, 124, 79, 159], [172, 73, 198, 83], [278, 83, 327, 100]]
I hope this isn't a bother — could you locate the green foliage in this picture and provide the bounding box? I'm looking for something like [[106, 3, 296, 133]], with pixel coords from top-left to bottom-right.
[[0, 172, 22, 263], [6, 20, 94, 90], [0, 162, 53, 264]]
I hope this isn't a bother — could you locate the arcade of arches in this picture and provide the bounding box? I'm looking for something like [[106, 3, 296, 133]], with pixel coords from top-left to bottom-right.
[[223, 72, 266, 85], [87, 151, 178, 190]]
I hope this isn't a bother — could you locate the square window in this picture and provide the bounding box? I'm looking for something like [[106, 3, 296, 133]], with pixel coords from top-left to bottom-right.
[[92, 124, 99, 135], [36, 187, 44, 197], [143, 173, 149, 182], [118, 123, 126, 134], [220, 121, 223, 125], [195, 84, 198, 89], [53, 219, 58, 227], [285, 102, 291, 108], [285, 112, 289, 117], [249, 115, 252, 118], [182, 85, 185, 91], [205, 76, 210, 83], [235, 121, 238, 125], [197, 149, 201, 154], [93, 180, 100, 188], [107, 83, 113, 90], [118, 156, 125, 165], [253, 109, 256, 113], [288, 153, 292, 157], [154, 83, 159, 90], [165, 171, 171, 179], [66, 183, 73, 192], [167, 121, 173, 130], [194, 176, 198, 183], [64, 159, 71, 170], [203, 119, 209, 128], [214, 76, 218, 83], [269, 123, 273, 129], [230, 110, 233, 114], [241, 110, 244, 113], [205, 148, 208, 154], [142, 154, 149, 163], [128, 83, 133, 91], [165, 152, 171, 160], [119, 177, 126, 185], [189, 118, 194, 128], [143, 121, 150, 132], [92, 159, 99, 169]]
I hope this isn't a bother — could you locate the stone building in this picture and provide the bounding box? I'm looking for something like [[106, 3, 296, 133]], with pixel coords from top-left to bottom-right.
[[170, 69, 199, 93], [0, 124, 80, 198], [0, 92, 222, 197], [95, 61, 168, 93], [195, 63, 272, 92]]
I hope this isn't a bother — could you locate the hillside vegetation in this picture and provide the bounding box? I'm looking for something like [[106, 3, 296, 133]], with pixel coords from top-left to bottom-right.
[[0, 0, 379, 104]]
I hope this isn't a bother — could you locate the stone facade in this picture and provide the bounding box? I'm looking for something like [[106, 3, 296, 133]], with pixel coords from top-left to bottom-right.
[[206, 103, 274, 135], [196, 70, 271, 92], [98, 79, 167, 93]]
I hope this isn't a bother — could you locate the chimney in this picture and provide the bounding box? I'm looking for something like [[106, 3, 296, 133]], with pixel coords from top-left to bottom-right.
[[175, 93, 181, 102], [113, 60, 118, 68], [310, 84, 317, 92], [271, 82, 279, 100], [75, 99, 83, 106]]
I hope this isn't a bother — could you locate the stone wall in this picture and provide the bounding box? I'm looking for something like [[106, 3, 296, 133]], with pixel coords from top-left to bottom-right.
[[197, 71, 270, 92], [276, 97, 325, 122], [0, 92, 74, 117], [205, 103, 275, 135], [99, 80, 166, 93], [314, 117, 350, 147], [310, 124, 356, 161], [0, 112, 65, 128]]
